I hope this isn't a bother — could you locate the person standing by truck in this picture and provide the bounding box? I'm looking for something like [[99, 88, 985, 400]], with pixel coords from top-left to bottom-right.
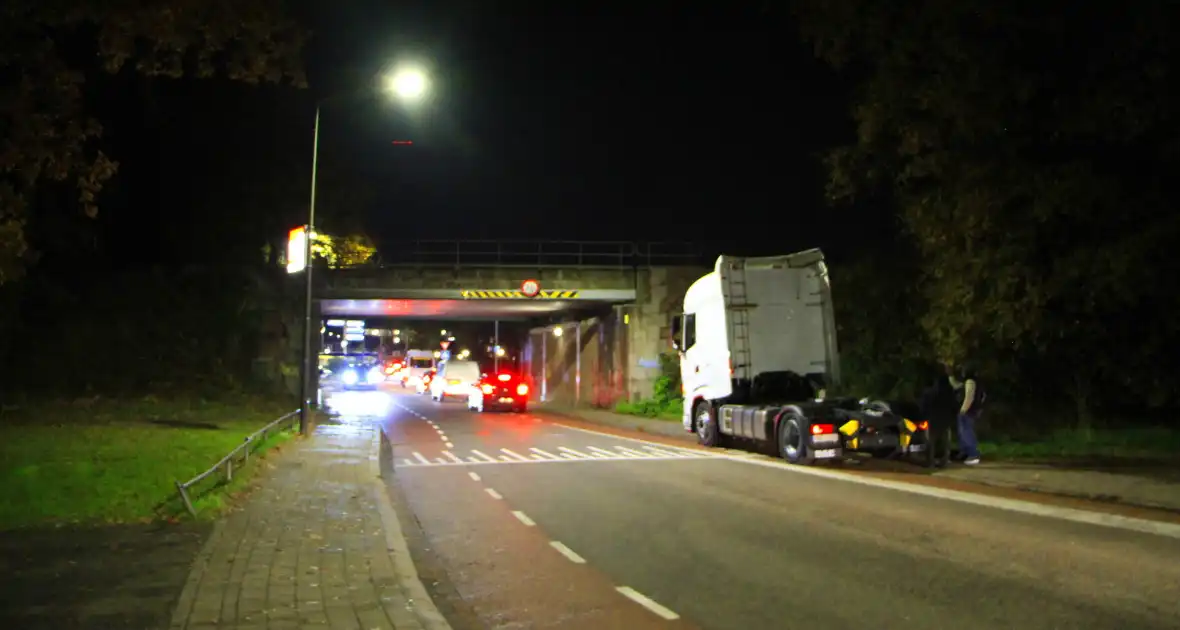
[[951, 364, 985, 465]]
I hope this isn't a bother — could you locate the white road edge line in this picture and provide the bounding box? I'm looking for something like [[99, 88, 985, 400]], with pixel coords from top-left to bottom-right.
[[616, 586, 679, 621], [485, 488, 502, 500], [511, 510, 536, 526], [368, 432, 453, 630], [551, 419, 1180, 540], [468, 472, 481, 481], [549, 541, 586, 564], [723, 453, 1180, 540]]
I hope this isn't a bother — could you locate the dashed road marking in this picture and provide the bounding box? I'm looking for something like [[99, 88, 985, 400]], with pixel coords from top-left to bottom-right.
[[549, 541, 586, 564], [468, 472, 480, 481], [500, 448, 530, 462], [471, 450, 497, 463], [511, 510, 535, 526], [616, 586, 679, 620], [485, 488, 502, 500], [398, 444, 718, 468]]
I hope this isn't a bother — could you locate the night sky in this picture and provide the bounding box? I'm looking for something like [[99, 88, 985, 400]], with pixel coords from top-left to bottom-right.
[[94, 2, 876, 269]]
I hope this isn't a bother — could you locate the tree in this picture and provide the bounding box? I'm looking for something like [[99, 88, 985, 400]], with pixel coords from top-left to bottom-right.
[[311, 232, 377, 268], [797, 1, 1180, 421], [0, 0, 308, 284]]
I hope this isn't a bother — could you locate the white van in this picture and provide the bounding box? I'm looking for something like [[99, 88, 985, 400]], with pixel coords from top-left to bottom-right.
[[430, 359, 482, 401], [401, 350, 436, 388]]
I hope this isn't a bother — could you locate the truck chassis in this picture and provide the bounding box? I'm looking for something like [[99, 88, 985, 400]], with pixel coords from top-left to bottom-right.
[[691, 398, 931, 466]]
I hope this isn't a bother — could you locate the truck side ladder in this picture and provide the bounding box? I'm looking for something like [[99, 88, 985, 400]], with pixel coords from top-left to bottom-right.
[[726, 262, 753, 383]]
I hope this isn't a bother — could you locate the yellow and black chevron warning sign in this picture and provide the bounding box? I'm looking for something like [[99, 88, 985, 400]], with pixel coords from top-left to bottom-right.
[[460, 289, 580, 299]]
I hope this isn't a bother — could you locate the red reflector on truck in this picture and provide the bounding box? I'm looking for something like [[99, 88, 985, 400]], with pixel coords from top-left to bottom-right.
[[810, 423, 835, 435]]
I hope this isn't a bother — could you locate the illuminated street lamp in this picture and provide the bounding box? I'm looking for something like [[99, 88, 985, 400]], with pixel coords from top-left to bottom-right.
[[298, 64, 431, 435], [386, 65, 429, 100], [552, 326, 563, 338]]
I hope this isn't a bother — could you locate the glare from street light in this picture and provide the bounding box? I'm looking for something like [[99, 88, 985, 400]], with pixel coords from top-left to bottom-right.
[[553, 326, 563, 338], [387, 67, 428, 100]]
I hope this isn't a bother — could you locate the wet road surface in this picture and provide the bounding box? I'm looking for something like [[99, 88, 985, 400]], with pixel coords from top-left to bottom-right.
[[356, 387, 1180, 630]]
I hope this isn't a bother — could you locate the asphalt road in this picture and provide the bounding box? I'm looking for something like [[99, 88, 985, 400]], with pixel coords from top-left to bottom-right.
[[359, 387, 1180, 630]]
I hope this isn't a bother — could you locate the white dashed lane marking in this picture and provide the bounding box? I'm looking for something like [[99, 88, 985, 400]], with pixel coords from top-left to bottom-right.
[[399, 443, 716, 468]]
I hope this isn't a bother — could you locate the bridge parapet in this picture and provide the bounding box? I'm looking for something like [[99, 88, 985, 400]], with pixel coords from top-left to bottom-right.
[[368, 239, 712, 269]]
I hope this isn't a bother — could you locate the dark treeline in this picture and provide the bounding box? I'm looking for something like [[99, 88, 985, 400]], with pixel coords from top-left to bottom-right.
[[801, 1, 1180, 434]]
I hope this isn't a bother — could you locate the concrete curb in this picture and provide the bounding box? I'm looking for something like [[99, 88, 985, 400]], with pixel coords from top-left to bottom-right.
[[168, 518, 225, 629], [537, 405, 694, 442], [369, 432, 453, 630]]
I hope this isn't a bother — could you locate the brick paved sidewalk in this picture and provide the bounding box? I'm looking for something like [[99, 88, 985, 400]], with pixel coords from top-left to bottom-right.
[[169, 419, 449, 630]]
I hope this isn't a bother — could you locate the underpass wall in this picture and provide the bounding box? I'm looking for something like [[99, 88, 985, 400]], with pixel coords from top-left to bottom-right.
[[522, 265, 707, 407], [624, 266, 708, 400], [524, 311, 627, 408]]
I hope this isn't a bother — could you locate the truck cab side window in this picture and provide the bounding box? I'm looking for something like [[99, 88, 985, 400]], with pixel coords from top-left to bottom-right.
[[684, 313, 697, 349]]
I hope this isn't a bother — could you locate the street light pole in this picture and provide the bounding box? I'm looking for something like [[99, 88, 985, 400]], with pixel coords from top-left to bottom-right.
[[299, 104, 322, 435], [493, 320, 499, 373], [294, 63, 429, 434]]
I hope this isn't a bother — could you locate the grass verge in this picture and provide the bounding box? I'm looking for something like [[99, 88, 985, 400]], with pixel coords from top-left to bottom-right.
[[613, 399, 682, 422], [0, 395, 297, 530], [980, 426, 1180, 462]]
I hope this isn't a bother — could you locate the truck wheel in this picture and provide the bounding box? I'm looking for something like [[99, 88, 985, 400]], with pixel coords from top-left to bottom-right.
[[778, 416, 814, 465], [694, 401, 721, 447]]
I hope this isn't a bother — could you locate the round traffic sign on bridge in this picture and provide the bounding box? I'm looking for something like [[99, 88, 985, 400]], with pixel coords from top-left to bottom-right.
[[521, 278, 541, 298]]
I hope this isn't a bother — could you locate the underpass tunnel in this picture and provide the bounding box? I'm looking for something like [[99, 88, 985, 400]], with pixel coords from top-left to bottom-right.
[[311, 292, 637, 412]]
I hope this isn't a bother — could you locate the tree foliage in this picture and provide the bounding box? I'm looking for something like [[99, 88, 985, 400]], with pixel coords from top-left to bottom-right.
[[311, 232, 378, 268], [0, 0, 308, 284], [798, 0, 1180, 422]]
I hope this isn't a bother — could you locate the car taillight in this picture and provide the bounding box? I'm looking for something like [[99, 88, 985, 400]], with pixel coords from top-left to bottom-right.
[[917, 420, 929, 431], [481, 384, 494, 395], [810, 423, 836, 435], [497, 373, 512, 382], [516, 383, 528, 396]]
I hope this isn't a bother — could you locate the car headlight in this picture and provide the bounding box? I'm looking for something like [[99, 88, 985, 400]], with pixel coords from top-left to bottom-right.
[[342, 370, 359, 385]]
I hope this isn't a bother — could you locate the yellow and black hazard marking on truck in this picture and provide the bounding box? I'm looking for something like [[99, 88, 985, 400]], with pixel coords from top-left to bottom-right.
[[460, 289, 580, 299]]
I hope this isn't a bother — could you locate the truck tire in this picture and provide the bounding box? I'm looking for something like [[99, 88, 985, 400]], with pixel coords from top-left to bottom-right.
[[778, 415, 814, 465], [694, 401, 722, 447]]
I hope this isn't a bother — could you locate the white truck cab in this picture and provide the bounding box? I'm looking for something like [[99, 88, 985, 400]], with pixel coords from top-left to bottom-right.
[[671, 249, 929, 465]]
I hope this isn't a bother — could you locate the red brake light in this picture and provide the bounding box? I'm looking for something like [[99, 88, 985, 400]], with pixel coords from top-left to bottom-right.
[[497, 373, 512, 382], [481, 384, 494, 395], [917, 420, 929, 431], [810, 423, 835, 435], [516, 383, 529, 396]]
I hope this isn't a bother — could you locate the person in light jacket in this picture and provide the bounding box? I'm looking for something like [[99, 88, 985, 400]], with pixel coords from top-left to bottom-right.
[[950, 363, 985, 465]]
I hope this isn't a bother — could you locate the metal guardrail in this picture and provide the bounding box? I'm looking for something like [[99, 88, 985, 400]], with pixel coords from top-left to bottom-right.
[[174, 409, 301, 517], [367, 240, 714, 268]]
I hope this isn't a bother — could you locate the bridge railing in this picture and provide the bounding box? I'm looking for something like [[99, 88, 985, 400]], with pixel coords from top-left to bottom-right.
[[367, 240, 713, 268]]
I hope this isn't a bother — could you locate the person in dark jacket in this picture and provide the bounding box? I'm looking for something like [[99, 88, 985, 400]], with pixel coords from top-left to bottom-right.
[[918, 363, 958, 468]]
